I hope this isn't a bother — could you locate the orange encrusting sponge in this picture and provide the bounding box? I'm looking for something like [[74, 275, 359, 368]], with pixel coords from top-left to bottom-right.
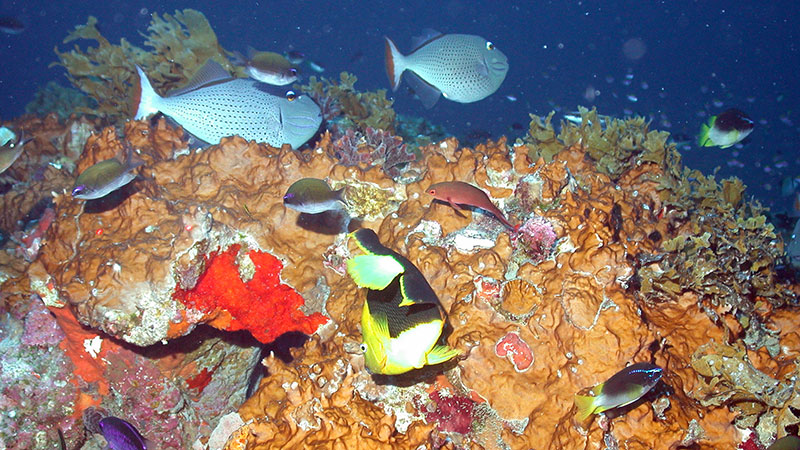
[[173, 244, 328, 344]]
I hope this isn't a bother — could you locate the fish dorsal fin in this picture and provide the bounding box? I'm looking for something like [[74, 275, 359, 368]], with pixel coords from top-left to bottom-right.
[[411, 29, 443, 51], [166, 60, 233, 97], [403, 70, 441, 109], [246, 45, 259, 60]]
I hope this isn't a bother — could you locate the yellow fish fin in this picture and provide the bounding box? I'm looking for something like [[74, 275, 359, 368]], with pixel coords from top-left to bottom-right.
[[346, 254, 404, 290], [426, 344, 461, 366], [573, 393, 599, 422]]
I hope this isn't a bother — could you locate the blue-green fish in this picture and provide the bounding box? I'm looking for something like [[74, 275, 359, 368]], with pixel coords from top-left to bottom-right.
[[574, 362, 663, 422], [283, 178, 345, 214], [769, 436, 800, 450], [384, 31, 508, 108], [698, 108, 754, 148], [134, 60, 321, 149]]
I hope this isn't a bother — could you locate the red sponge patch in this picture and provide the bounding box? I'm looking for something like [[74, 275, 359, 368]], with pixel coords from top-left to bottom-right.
[[174, 245, 328, 344]]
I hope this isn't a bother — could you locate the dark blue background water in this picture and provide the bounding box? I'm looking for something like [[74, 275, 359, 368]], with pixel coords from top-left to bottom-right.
[[2, 1, 798, 214]]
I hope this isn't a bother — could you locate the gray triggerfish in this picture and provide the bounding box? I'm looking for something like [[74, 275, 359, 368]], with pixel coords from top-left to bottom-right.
[[574, 362, 663, 422], [232, 47, 298, 86], [698, 108, 754, 148], [283, 178, 346, 214], [134, 60, 322, 149], [384, 30, 508, 108], [72, 152, 142, 200]]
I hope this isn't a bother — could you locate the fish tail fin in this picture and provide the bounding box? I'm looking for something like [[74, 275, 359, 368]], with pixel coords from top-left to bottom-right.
[[573, 394, 598, 422], [427, 344, 462, 366], [384, 36, 404, 91], [697, 116, 715, 147], [132, 65, 161, 120]]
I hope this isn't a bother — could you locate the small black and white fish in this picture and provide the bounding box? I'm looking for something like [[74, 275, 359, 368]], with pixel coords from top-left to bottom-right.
[[384, 30, 509, 108], [283, 178, 345, 214], [134, 60, 322, 149], [698, 108, 754, 148]]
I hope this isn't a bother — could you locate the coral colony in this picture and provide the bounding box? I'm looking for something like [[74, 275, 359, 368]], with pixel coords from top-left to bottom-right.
[[0, 8, 799, 450]]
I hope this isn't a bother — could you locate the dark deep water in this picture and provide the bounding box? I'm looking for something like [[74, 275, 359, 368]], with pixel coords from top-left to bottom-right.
[[2, 0, 798, 214]]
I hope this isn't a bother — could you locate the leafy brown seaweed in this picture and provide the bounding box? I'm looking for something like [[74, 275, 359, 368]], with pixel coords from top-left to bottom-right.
[[51, 10, 233, 124]]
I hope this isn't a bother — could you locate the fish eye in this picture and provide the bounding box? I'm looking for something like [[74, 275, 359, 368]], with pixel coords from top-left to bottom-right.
[[290, 68, 298, 75], [486, 41, 495, 51], [428, 189, 436, 195], [285, 90, 297, 101], [360, 343, 367, 353], [71, 185, 85, 196]]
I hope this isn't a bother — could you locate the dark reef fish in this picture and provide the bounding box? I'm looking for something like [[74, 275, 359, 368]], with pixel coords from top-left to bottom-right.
[[347, 228, 460, 375], [232, 47, 298, 86], [0, 16, 25, 34], [384, 30, 508, 108], [83, 406, 148, 449], [134, 60, 322, 149], [427, 181, 515, 230], [574, 362, 663, 422], [698, 108, 754, 148], [283, 178, 346, 214]]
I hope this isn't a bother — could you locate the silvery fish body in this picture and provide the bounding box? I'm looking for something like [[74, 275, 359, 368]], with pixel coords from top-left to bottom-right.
[[134, 62, 321, 149], [385, 32, 508, 108]]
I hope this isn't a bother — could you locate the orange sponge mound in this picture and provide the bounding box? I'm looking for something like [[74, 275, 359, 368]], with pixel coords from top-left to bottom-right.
[[174, 244, 328, 344]]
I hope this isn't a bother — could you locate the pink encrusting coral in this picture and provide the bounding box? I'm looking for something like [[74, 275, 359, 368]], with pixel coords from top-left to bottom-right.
[[423, 390, 476, 435], [495, 331, 534, 372], [21, 297, 65, 346], [331, 126, 414, 178], [512, 216, 557, 263]]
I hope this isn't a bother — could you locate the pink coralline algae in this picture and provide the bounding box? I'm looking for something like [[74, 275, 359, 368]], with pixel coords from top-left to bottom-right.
[[512, 216, 557, 263], [102, 351, 186, 449], [424, 390, 476, 435], [21, 297, 65, 347], [495, 331, 534, 372], [331, 126, 415, 178]]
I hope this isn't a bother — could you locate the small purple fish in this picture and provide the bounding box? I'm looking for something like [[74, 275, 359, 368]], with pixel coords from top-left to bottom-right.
[[98, 416, 147, 450]]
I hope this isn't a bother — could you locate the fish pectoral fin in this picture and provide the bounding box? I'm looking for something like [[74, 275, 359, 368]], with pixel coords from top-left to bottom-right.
[[573, 394, 598, 422], [426, 345, 461, 366], [347, 255, 404, 290], [403, 70, 441, 109]]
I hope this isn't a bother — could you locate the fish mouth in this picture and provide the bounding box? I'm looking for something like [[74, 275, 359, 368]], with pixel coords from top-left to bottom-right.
[[489, 59, 509, 73]]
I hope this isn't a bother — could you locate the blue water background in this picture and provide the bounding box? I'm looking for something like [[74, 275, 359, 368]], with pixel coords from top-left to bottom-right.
[[1, 1, 798, 213]]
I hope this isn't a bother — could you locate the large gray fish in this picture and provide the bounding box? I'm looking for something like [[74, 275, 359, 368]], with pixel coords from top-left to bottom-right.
[[384, 31, 508, 108], [134, 60, 322, 149]]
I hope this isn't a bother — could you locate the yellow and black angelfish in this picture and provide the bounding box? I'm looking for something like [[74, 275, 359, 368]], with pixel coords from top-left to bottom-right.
[[347, 229, 460, 375]]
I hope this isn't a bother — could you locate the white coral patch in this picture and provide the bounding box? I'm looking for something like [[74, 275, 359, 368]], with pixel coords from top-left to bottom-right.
[[83, 336, 102, 358]]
